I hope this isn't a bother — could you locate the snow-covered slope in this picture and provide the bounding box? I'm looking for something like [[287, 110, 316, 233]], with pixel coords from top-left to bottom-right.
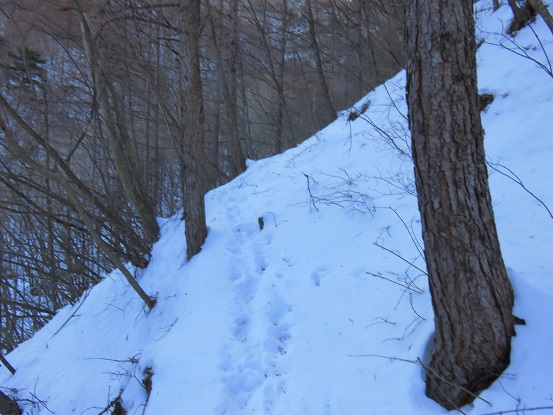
[[2, 2, 553, 414]]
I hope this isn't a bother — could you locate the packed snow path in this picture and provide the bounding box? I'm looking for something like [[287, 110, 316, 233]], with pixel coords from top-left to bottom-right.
[[2, 2, 553, 414]]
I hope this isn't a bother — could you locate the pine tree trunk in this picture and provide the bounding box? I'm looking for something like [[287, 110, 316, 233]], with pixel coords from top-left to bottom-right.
[[405, 0, 515, 409]]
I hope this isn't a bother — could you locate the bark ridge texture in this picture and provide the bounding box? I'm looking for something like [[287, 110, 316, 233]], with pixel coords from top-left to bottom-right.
[[405, 0, 515, 409]]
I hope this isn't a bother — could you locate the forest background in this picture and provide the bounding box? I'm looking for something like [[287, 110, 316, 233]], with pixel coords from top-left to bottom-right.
[[0, 0, 404, 353]]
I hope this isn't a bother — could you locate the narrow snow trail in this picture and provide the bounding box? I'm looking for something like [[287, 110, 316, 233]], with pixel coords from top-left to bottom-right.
[[1, 3, 553, 414], [206, 178, 293, 414]]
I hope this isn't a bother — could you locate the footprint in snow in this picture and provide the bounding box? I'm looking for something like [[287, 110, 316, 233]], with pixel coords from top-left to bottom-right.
[[311, 264, 330, 287]]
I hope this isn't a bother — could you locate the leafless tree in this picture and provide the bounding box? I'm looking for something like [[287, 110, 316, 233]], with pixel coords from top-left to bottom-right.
[[0, 0, 407, 350], [177, 0, 210, 259]]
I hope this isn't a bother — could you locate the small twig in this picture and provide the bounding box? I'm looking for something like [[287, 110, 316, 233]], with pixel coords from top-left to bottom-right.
[[497, 379, 522, 408], [359, 113, 409, 156], [0, 353, 16, 375], [366, 317, 396, 328], [482, 29, 553, 78], [372, 242, 428, 277], [303, 172, 319, 211], [366, 271, 424, 295], [83, 355, 140, 364], [475, 406, 553, 415], [50, 288, 91, 338], [370, 172, 416, 197], [29, 384, 55, 414], [383, 206, 424, 257], [487, 160, 553, 219], [347, 353, 419, 364], [268, 211, 278, 228], [529, 24, 552, 73], [383, 82, 408, 121], [409, 293, 427, 320]]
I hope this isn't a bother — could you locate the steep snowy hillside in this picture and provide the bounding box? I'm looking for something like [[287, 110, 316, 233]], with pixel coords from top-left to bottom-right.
[[1, 2, 553, 414]]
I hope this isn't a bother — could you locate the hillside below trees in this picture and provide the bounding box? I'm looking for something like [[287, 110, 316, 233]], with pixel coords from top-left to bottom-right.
[[1, 1, 553, 414]]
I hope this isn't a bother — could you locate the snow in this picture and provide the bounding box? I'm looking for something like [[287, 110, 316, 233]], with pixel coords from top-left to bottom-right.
[[2, 1, 553, 414]]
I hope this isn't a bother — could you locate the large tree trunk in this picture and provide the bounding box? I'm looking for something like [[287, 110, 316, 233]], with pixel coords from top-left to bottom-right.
[[405, 0, 515, 410], [179, 0, 209, 260]]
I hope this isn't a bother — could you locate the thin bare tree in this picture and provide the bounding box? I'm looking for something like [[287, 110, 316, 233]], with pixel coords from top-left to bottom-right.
[[178, 0, 210, 259]]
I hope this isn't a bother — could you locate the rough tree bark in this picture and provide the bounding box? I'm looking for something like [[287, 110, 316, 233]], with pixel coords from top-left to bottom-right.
[[405, 0, 515, 410], [179, 0, 209, 260]]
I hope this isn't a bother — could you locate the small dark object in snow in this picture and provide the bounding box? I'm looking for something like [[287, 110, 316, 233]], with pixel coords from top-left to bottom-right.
[[347, 102, 369, 121], [479, 93, 495, 111]]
